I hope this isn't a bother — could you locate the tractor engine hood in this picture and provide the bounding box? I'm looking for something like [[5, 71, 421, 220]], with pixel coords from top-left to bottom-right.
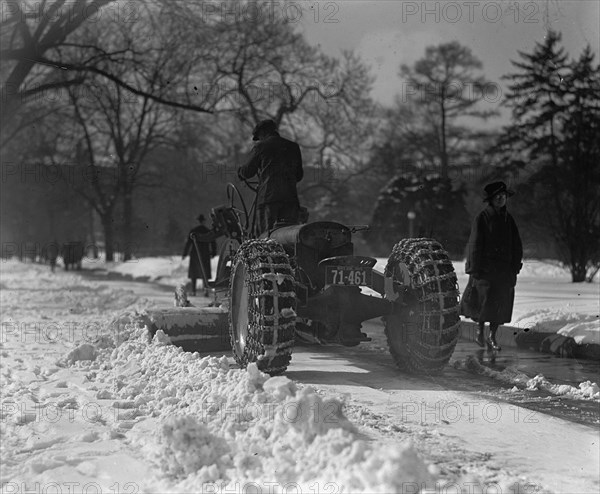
[[265, 221, 352, 249]]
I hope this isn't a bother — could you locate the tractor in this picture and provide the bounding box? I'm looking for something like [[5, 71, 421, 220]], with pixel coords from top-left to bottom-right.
[[189, 182, 461, 375]]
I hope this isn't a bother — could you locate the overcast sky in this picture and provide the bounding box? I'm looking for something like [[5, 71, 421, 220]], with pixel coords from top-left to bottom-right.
[[298, 0, 599, 112]]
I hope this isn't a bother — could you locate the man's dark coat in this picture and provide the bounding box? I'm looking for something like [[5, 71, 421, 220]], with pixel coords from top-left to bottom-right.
[[183, 225, 217, 280], [461, 205, 523, 324], [238, 131, 303, 206]]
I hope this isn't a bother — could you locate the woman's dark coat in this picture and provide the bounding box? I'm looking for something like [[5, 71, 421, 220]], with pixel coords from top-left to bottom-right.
[[460, 205, 523, 324], [183, 225, 217, 280]]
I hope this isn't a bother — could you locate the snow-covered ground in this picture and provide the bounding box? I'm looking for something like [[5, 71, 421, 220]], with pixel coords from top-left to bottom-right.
[[98, 255, 600, 345], [1, 258, 598, 492]]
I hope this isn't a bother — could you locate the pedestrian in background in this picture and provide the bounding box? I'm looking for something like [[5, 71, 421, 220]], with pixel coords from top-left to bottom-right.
[[47, 241, 59, 273], [182, 214, 217, 296], [460, 181, 523, 351], [41, 241, 59, 273]]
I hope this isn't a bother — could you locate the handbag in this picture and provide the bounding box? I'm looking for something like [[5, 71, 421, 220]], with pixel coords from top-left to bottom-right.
[[459, 276, 480, 320]]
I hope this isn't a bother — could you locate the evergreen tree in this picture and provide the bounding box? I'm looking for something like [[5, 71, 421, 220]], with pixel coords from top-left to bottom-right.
[[497, 31, 600, 282]]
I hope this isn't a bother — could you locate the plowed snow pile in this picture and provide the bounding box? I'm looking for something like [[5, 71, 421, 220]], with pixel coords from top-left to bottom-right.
[[0, 260, 587, 492], [111, 324, 437, 491], [0, 262, 455, 492]]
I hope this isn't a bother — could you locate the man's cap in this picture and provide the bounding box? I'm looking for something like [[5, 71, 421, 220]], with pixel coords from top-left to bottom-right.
[[483, 181, 515, 202], [252, 119, 277, 140]]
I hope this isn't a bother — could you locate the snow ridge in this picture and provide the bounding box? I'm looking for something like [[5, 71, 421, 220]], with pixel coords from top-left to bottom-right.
[[95, 316, 436, 491], [453, 356, 600, 400]]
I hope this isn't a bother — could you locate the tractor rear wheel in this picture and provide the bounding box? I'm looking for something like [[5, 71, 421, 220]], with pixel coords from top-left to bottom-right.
[[229, 239, 296, 375], [384, 238, 460, 373]]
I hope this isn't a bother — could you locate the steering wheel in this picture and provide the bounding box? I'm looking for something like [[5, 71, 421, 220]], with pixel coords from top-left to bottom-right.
[[227, 181, 262, 237], [237, 177, 260, 236], [241, 177, 258, 193]]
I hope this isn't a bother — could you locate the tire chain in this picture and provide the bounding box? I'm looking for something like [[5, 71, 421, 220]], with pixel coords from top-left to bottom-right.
[[230, 239, 296, 375], [385, 238, 461, 372]]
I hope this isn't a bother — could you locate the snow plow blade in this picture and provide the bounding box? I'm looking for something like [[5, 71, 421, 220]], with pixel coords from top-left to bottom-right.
[[142, 307, 231, 353]]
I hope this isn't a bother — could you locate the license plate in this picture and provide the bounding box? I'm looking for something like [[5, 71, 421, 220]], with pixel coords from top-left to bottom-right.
[[325, 266, 372, 287]]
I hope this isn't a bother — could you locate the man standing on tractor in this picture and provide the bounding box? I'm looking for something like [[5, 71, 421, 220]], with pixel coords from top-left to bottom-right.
[[238, 119, 304, 233]]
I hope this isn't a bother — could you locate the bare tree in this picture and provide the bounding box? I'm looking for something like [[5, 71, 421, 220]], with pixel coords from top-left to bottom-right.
[[177, 2, 377, 221], [0, 0, 221, 147], [3, 0, 378, 257], [400, 41, 497, 179], [1, 0, 114, 139]]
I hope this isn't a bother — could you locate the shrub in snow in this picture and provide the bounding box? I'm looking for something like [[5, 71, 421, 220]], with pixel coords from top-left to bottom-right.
[[156, 414, 230, 478]]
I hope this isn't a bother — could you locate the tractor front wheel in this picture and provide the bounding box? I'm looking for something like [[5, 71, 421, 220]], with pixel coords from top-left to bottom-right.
[[384, 238, 460, 373], [229, 239, 296, 375]]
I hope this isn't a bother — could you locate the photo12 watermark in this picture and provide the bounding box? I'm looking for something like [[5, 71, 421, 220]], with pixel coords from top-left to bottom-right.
[[0, 1, 342, 29], [0, 400, 139, 427], [399, 480, 544, 494], [1, 482, 139, 494], [0, 319, 121, 345], [199, 399, 344, 425], [0, 396, 345, 428], [191, 79, 341, 107], [400, 399, 539, 425], [398, 80, 503, 105], [0, 1, 142, 24], [197, 1, 341, 24], [401, 1, 542, 25], [1, 160, 139, 186], [0, 480, 544, 494]]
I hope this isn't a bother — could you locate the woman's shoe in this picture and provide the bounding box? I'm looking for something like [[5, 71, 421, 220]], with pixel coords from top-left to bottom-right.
[[475, 332, 485, 347], [486, 336, 501, 351]]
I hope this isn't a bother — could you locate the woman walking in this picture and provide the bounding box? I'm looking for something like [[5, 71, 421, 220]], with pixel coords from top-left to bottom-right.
[[461, 182, 523, 350]]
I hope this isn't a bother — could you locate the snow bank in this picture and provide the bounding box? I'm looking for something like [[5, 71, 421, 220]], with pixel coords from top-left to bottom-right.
[[1, 258, 587, 491], [87, 317, 438, 491], [375, 257, 589, 281], [453, 356, 600, 401], [514, 308, 600, 345], [101, 256, 187, 282], [517, 260, 578, 279]]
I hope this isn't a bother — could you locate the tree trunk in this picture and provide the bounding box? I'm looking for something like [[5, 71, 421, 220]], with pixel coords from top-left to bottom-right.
[[88, 207, 99, 259], [570, 264, 587, 283], [101, 215, 115, 262], [122, 188, 133, 261], [567, 230, 591, 283], [570, 241, 588, 282], [440, 91, 448, 180], [0, 59, 36, 134]]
